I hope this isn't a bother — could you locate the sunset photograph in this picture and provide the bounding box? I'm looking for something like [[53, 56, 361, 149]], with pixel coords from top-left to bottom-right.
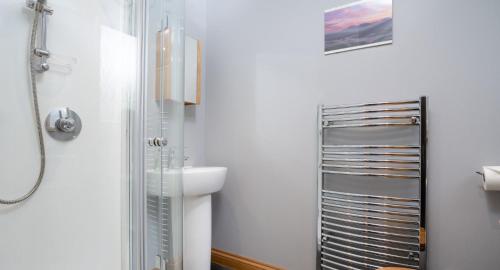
[[324, 0, 393, 54]]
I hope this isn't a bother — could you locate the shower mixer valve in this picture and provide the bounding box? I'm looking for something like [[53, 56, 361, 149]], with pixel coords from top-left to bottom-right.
[[45, 107, 82, 141]]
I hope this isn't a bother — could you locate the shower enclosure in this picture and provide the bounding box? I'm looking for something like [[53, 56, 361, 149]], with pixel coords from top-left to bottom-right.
[[0, 0, 185, 270]]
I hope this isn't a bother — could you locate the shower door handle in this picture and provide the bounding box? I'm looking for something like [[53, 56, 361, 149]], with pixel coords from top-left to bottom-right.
[[148, 137, 168, 147]]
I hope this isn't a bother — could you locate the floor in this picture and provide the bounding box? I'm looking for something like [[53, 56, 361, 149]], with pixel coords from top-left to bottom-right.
[[211, 263, 231, 270]]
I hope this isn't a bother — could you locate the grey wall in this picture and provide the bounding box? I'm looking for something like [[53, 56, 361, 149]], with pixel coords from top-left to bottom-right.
[[205, 0, 500, 269], [184, 0, 207, 166]]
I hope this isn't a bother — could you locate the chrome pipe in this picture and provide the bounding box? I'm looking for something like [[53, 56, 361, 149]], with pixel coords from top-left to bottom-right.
[[322, 227, 420, 248], [323, 114, 420, 123], [322, 208, 420, 225], [322, 233, 417, 254], [27, 0, 53, 73], [323, 144, 420, 149], [322, 202, 421, 217], [322, 251, 382, 269], [322, 220, 420, 240], [319, 263, 341, 270], [316, 105, 324, 252], [322, 196, 420, 210], [321, 258, 363, 270], [40, 7, 48, 49], [323, 243, 419, 265], [322, 190, 420, 203], [323, 151, 420, 157], [322, 214, 419, 232], [324, 122, 419, 128], [322, 247, 419, 269], [322, 100, 420, 110], [322, 163, 420, 172], [322, 158, 420, 164], [322, 170, 420, 179], [322, 107, 420, 117]]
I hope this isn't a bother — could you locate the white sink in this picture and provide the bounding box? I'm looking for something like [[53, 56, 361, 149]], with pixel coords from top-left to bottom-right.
[[183, 166, 227, 196], [145, 167, 227, 197]]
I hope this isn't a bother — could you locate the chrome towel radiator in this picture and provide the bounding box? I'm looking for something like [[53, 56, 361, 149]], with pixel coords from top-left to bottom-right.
[[317, 97, 427, 270]]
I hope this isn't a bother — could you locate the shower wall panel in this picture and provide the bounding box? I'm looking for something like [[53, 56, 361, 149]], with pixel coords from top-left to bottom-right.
[[0, 1, 135, 269]]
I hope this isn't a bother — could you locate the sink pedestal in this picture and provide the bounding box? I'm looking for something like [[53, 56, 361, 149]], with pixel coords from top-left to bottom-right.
[[183, 195, 212, 270], [182, 166, 227, 270]]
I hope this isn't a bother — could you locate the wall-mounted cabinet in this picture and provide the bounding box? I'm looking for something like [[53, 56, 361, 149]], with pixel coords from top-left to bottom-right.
[[184, 36, 202, 105], [156, 29, 202, 105]]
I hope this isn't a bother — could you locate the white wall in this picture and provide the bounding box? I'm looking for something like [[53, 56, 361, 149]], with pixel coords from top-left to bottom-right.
[[184, 0, 207, 166], [206, 0, 500, 269], [0, 1, 134, 269]]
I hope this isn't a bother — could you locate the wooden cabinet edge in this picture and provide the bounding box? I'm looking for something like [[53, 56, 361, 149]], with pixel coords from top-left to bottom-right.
[[196, 40, 202, 105], [185, 39, 202, 105]]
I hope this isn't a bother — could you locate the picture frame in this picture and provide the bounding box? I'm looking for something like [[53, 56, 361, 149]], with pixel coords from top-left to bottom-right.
[[324, 0, 393, 54]]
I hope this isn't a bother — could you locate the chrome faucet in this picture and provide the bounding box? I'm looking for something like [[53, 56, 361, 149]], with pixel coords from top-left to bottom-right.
[[26, 0, 53, 72]]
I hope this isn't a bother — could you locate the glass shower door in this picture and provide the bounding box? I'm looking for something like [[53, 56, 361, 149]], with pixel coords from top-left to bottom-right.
[[131, 0, 185, 270]]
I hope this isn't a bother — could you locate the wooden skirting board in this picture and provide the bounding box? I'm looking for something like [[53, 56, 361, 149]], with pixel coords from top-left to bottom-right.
[[212, 248, 284, 270]]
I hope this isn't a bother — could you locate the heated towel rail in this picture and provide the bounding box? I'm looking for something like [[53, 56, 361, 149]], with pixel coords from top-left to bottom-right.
[[317, 97, 427, 270]]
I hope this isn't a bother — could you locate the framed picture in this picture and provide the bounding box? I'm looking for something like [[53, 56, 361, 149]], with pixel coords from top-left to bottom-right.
[[324, 0, 393, 54]]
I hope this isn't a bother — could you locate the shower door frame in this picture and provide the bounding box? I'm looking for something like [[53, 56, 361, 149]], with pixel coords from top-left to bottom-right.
[[128, 0, 185, 269], [128, 0, 147, 267]]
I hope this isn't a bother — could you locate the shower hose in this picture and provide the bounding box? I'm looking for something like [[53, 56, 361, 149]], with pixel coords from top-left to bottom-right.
[[0, 12, 45, 204]]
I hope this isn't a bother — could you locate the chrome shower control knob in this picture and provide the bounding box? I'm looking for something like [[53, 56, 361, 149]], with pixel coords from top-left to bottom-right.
[[45, 107, 82, 141], [56, 117, 75, 132]]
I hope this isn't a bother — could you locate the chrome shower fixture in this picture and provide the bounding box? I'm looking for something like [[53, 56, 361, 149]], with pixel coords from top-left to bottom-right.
[[26, 0, 53, 72], [0, 0, 54, 204], [45, 107, 82, 141]]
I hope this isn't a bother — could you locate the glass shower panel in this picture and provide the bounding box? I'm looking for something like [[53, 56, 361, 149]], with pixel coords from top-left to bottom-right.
[[141, 0, 185, 270]]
